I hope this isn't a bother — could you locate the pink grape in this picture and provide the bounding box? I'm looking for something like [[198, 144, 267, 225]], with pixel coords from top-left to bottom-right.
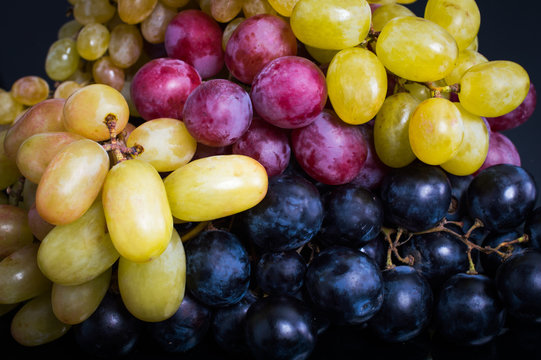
[[224, 14, 297, 84], [474, 131, 521, 175], [232, 116, 291, 177], [486, 82, 537, 132], [250, 56, 327, 129], [131, 57, 201, 121], [182, 79, 252, 147], [291, 110, 368, 185], [164, 9, 224, 79]]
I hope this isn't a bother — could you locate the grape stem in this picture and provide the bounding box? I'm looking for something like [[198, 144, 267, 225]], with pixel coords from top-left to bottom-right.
[[102, 114, 143, 164], [382, 227, 414, 269], [426, 82, 460, 98]]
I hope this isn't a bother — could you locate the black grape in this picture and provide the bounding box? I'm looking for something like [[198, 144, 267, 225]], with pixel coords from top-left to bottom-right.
[[359, 233, 388, 270], [445, 172, 473, 222], [255, 251, 307, 296], [480, 230, 526, 278], [524, 206, 541, 249]]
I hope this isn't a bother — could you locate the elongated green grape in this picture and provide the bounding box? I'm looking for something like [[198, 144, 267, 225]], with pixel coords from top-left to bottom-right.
[[326, 47, 387, 125], [222, 17, 244, 51], [45, 38, 80, 82], [376, 16, 458, 82], [441, 103, 489, 176], [73, 0, 116, 25], [402, 82, 431, 102], [424, 0, 480, 50], [10, 291, 71, 346], [408, 97, 464, 165], [164, 155, 268, 221], [53, 81, 83, 99], [305, 45, 339, 65], [161, 0, 190, 7], [108, 24, 143, 69], [103, 159, 173, 263], [36, 139, 109, 225], [0, 90, 24, 125], [211, 0, 243, 22], [458, 60, 530, 117], [37, 199, 119, 286], [118, 0, 158, 24], [290, 0, 371, 50], [373, 92, 419, 168], [11, 76, 49, 106], [141, 1, 177, 44], [51, 267, 111, 324], [118, 228, 185, 322], [0, 205, 33, 259], [76, 23, 110, 61], [0, 243, 51, 304], [371, 3, 415, 32], [242, 0, 277, 17], [0, 130, 21, 190], [444, 49, 488, 86], [57, 19, 83, 39]]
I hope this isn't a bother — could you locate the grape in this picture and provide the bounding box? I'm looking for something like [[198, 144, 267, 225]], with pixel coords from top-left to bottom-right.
[[131, 57, 202, 121], [290, 0, 371, 50], [486, 82, 537, 132], [326, 46, 387, 125], [160, 0, 190, 7], [255, 251, 307, 296], [373, 92, 418, 168], [304, 45, 339, 65], [242, 0, 278, 17], [210, 0, 243, 22], [73, 0, 116, 25], [0, 243, 51, 304], [45, 38, 80, 81], [444, 172, 473, 222], [291, 110, 368, 185], [250, 56, 327, 129], [305, 246, 383, 324], [0, 204, 33, 259], [0, 131, 22, 190], [117, 0, 158, 24], [35, 139, 109, 226], [164, 154, 268, 221], [222, 17, 244, 51], [118, 228, 186, 322], [444, 49, 488, 86], [53, 80, 83, 99], [27, 204, 54, 242], [467, 164, 537, 232], [371, 3, 415, 32], [108, 24, 144, 69], [141, 1, 177, 44], [224, 14, 297, 84], [267, 0, 299, 16], [375, 16, 458, 82], [51, 267, 111, 325], [359, 234, 387, 270], [37, 198, 119, 285], [75, 23, 110, 61], [57, 19, 83, 40], [185, 229, 250, 307], [0, 90, 24, 125], [103, 159, 173, 263], [524, 207, 541, 250], [409, 97, 464, 165], [480, 230, 526, 278], [476, 131, 521, 175], [380, 161, 452, 232], [91, 56, 125, 91], [458, 60, 530, 117], [183, 79, 252, 146], [10, 76, 49, 106]]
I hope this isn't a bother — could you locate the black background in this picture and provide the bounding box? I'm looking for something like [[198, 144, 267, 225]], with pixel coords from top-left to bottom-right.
[[1, 1, 541, 359]]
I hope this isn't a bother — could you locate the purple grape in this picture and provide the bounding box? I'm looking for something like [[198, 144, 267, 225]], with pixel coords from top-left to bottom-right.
[[486, 82, 537, 131], [183, 79, 253, 147], [250, 56, 327, 129], [475, 131, 521, 175]]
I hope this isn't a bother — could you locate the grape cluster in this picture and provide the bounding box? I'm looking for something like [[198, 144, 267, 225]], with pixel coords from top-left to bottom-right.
[[1, 0, 540, 359]]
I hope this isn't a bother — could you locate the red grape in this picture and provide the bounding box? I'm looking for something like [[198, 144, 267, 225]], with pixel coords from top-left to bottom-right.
[[475, 131, 521, 175]]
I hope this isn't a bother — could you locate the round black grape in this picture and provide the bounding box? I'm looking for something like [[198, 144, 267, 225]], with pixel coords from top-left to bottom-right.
[[304, 246, 383, 325], [244, 295, 317, 360], [359, 233, 387, 270], [185, 229, 251, 307], [480, 230, 526, 278], [433, 273, 506, 346], [524, 206, 541, 249], [379, 162, 452, 232], [255, 251, 307, 296], [467, 164, 537, 232]]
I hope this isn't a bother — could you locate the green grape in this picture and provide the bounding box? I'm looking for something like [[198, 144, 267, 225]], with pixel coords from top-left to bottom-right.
[[222, 17, 245, 51], [161, 0, 190, 7], [35, 139, 110, 226], [424, 0, 480, 50], [326, 47, 387, 125], [11, 76, 49, 106], [290, 0, 371, 50], [141, 1, 178, 44], [0, 130, 22, 190], [73, 0, 116, 25], [57, 19, 83, 40], [242, 0, 277, 17], [304, 44, 339, 65], [51, 267, 111, 324], [402, 82, 431, 102], [371, 3, 415, 32], [76, 23, 110, 61], [211, 0, 243, 22], [441, 103, 489, 176], [45, 38, 80, 81], [108, 24, 144, 69], [53, 80, 84, 99], [37, 199, 119, 286], [118, 228, 185, 322], [16, 132, 85, 184], [164, 155, 268, 222], [373, 92, 419, 168], [118, 0, 158, 24], [444, 49, 488, 86], [63, 84, 129, 141], [458, 60, 530, 117], [0, 243, 52, 304], [466, 36, 478, 51], [409, 97, 464, 165], [103, 159, 173, 263], [375, 16, 458, 82], [267, 0, 299, 16], [0, 204, 33, 259], [126, 118, 197, 173], [0, 90, 24, 125], [10, 291, 71, 346]]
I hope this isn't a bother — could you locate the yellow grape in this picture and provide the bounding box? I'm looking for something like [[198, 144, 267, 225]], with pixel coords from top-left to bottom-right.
[[76, 23, 110, 61], [444, 49, 488, 86], [164, 154, 268, 222], [118, 0, 158, 24], [267, 0, 299, 17], [304, 45, 339, 65], [458, 60, 530, 117], [408, 97, 464, 165], [45, 38, 80, 81], [0, 130, 21, 190], [211, 0, 243, 22], [118, 228, 185, 322], [0, 90, 24, 125], [126, 118, 197, 173], [373, 92, 419, 168], [73, 0, 116, 25], [103, 159, 173, 263], [242, 0, 277, 17], [16, 132, 85, 184], [375, 16, 458, 82], [0, 243, 51, 304], [290, 0, 371, 50], [371, 3, 415, 32], [10, 291, 71, 346], [222, 17, 245, 51], [53, 81, 84, 99], [36, 139, 110, 225], [326, 47, 387, 125], [466, 36, 478, 51], [57, 19, 83, 39], [0, 204, 34, 259], [37, 199, 119, 286], [141, 1, 178, 44], [92, 56, 126, 92], [441, 103, 489, 176], [63, 84, 129, 141], [10, 76, 50, 106], [199, 0, 212, 15], [424, 0, 480, 50], [51, 267, 111, 324], [108, 23, 144, 69], [402, 82, 431, 102]]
